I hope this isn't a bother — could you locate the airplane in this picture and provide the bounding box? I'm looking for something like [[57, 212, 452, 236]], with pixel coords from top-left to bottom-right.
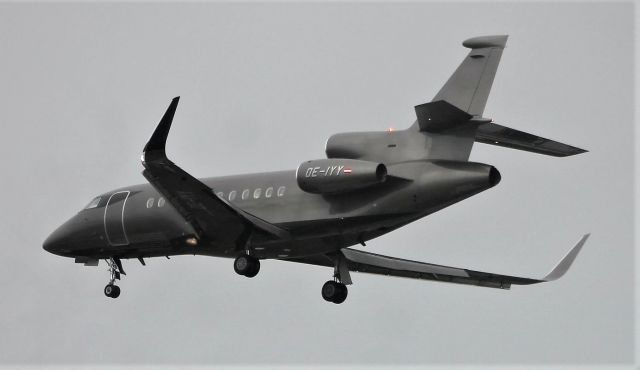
[[43, 35, 590, 304]]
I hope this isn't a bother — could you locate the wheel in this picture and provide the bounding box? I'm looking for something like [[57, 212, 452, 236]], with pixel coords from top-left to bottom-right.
[[234, 255, 260, 277], [234, 255, 250, 275], [333, 283, 348, 304], [321, 281, 337, 302], [104, 284, 114, 297], [244, 259, 260, 278], [104, 284, 120, 298], [110, 285, 121, 298], [321, 281, 348, 304]]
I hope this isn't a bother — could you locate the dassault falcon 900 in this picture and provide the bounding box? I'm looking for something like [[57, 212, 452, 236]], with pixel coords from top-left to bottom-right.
[[44, 35, 589, 303]]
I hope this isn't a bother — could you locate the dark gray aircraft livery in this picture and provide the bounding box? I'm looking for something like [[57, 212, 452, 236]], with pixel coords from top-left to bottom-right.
[[44, 35, 589, 303]]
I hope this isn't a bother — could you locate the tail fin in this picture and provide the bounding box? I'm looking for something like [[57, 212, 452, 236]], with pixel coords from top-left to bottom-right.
[[433, 35, 508, 117], [415, 35, 587, 159]]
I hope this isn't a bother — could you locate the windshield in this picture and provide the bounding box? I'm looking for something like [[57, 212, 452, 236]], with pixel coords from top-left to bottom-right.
[[84, 197, 101, 210]]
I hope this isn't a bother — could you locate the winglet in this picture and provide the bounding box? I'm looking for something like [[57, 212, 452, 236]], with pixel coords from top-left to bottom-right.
[[142, 97, 180, 164], [542, 234, 590, 281]]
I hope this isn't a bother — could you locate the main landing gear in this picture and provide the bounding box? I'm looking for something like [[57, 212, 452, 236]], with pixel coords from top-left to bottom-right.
[[234, 254, 260, 277], [232, 251, 351, 304], [104, 257, 125, 299], [322, 253, 352, 304]]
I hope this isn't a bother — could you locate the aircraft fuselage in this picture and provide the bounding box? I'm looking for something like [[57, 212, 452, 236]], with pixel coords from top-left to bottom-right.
[[44, 160, 499, 261]]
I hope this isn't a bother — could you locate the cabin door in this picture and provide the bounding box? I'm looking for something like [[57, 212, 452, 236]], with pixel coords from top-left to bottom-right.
[[104, 191, 130, 246]]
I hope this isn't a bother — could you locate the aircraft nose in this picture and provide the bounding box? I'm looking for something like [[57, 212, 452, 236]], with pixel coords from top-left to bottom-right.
[[43, 223, 72, 255]]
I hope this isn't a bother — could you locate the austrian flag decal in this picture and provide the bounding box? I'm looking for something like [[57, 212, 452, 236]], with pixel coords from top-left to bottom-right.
[[343, 168, 352, 174]]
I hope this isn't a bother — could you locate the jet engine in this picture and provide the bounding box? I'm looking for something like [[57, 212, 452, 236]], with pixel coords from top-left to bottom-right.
[[296, 159, 387, 194]]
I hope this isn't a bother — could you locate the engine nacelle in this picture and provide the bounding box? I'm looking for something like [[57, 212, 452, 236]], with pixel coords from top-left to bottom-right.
[[325, 132, 390, 159], [296, 159, 387, 194]]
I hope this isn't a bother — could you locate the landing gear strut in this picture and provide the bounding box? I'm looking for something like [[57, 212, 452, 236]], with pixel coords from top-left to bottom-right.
[[234, 254, 260, 277], [104, 257, 124, 298]]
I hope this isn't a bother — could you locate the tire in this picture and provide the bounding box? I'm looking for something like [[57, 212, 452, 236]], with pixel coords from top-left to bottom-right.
[[321, 281, 338, 302], [321, 281, 348, 304], [104, 284, 121, 298], [244, 259, 260, 278], [333, 284, 348, 304], [234, 255, 260, 277], [110, 285, 121, 298], [234, 255, 250, 275], [104, 284, 114, 298]]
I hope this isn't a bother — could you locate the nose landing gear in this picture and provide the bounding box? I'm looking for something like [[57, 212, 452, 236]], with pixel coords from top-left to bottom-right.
[[104, 257, 125, 299]]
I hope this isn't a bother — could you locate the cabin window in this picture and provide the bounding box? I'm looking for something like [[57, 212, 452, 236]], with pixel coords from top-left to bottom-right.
[[241, 189, 250, 200], [253, 188, 262, 199], [277, 186, 286, 197], [157, 197, 165, 207], [146, 198, 154, 209], [216, 191, 224, 199], [85, 197, 101, 209], [228, 190, 237, 201], [265, 187, 273, 198]]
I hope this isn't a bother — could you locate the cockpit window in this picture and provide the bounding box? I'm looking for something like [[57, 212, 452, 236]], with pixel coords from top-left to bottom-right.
[[84, 197, 101, 209]]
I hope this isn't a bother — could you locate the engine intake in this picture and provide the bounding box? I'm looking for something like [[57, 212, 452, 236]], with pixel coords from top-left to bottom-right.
[[297, 159, 387, 194]]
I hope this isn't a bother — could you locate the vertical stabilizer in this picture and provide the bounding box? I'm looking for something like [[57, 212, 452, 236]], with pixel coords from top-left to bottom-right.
[[432, 35, 508, 117]]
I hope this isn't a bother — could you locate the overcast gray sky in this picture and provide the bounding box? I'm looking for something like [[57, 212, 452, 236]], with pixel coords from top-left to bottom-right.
[[0, 2, 633, 367]]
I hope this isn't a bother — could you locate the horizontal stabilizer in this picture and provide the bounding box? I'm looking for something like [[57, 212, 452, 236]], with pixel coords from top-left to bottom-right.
[[476, 122, 587, 157], [415, 100, 473, 132]]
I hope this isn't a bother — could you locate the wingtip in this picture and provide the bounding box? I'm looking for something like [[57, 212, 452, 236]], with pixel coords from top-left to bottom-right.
[[542, 234, 590, 281], [568, 147, 589, 156]]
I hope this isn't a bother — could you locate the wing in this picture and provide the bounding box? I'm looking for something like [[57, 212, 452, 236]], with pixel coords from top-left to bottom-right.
[[141, 97, 290, 249], [285, 234, 589, 289]]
